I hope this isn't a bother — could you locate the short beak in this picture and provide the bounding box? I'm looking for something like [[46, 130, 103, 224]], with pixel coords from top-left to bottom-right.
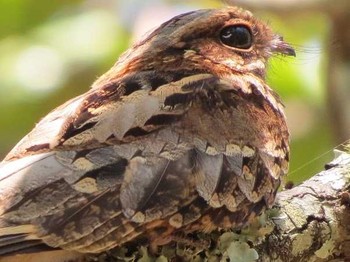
[[272, 36, 296, 57]]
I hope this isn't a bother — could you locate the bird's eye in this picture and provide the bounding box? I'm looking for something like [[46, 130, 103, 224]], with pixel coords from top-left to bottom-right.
[[220, 25, 253, 49]]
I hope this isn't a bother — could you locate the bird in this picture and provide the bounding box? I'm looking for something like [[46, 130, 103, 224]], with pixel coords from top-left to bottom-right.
[[0, 6, 294, 262]]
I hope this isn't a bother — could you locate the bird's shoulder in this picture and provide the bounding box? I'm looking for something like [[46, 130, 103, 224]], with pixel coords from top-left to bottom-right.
[[4, 71, 219, 161]]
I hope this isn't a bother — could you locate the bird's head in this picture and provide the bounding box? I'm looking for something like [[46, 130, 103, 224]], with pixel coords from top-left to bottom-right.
[[95, 6, 295, 86]]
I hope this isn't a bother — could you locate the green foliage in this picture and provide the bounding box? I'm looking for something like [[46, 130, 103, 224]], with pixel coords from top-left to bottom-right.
[[0, 1, 128, 157]]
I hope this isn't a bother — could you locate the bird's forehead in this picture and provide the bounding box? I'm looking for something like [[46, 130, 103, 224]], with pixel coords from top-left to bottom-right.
[[172, 7, 253, 26], [165, 7, 254, 35], [140, 7, 256, 46]]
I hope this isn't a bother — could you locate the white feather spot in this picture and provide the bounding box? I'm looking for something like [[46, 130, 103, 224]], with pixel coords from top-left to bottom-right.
[[242, 146, 255, 157]]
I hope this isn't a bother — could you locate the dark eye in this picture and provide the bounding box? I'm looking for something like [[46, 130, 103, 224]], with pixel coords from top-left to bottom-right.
[[220, 25, 253, 49]]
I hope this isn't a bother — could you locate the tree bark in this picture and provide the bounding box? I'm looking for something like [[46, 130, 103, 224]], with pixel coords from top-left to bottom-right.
[[255, 151, 350, 262]]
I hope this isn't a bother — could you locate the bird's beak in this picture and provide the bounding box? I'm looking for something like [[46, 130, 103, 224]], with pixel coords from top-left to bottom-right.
[[271, 36, 296, 57]]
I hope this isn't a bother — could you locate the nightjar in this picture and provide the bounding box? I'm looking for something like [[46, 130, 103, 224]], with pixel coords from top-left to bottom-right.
[[0, 6, 294, 261]]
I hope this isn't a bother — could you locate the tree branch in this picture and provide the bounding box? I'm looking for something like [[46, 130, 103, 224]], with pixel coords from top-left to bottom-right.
[[256, 151, 350, 262]]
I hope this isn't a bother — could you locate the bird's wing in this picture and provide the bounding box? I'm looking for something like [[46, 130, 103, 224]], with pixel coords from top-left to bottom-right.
[[4, 71, 212, 161], [0, 72, 218, 255]]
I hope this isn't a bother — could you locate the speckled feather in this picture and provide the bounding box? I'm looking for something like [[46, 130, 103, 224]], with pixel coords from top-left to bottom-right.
[[0, 6, 292, 260]]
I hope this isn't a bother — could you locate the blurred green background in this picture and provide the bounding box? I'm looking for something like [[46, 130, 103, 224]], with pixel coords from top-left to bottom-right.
[[0, 0, 349, 184]]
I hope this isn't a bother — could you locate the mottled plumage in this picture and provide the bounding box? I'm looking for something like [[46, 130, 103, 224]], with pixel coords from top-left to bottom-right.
[[0, 6, 294, 261]]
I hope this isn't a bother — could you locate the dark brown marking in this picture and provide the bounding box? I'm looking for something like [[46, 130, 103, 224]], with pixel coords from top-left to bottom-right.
[[123, 80, 142, 96], [153, 226, 169, 235], [250, 198, 266, 215], [124, 127, 150, 138], [26, 143, 50, 152], [145, 114, 182, 126], [164, 93, 190, 107], [242, 156, 252, 167], [252, 161, 268, 192], [82, 159, 128, 181], [148, 75, 168, 90], [62, 122, 96, 142]]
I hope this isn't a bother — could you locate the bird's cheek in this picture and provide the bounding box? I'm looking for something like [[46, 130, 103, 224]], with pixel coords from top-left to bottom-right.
[[203, 47, 245, 68], [243, 58, 266, 73], [220, 57, 244, 69]]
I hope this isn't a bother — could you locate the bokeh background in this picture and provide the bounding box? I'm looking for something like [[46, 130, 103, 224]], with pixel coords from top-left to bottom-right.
[[0, 0, 349, 184]]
